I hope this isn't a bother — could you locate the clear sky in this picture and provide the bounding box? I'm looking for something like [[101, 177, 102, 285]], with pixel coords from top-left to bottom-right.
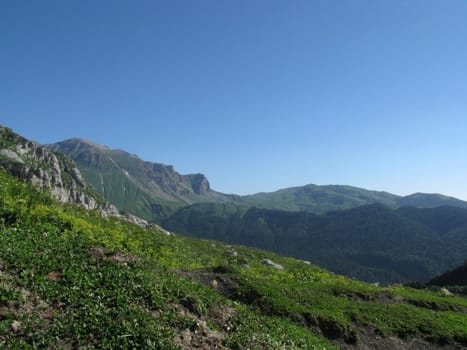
[[1, 1, 467, 198]]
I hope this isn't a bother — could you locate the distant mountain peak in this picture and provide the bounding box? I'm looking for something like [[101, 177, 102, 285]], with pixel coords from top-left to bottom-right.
[[48, 137, 230, 222], [57, 138, 111, 151]]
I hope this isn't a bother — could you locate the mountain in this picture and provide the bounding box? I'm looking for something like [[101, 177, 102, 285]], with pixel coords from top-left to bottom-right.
[[428, 260, 467, 287], [48, 138, 232, 222], [2, 169, 467, 349], [163, 202, 467, 284]]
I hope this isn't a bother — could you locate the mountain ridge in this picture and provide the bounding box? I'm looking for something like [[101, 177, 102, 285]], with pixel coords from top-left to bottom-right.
[[5, 126, 467, 284], [48, 137, 467, 223]]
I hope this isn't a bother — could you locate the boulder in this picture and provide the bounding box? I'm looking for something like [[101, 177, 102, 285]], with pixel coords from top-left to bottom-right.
[[261, 259, 284, 270]]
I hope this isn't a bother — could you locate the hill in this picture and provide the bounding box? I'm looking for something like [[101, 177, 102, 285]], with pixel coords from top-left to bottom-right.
[[237, 184, 398, 213], [1, 170, 467, 349], [163, 202, 467, 284], [429, 261, 467, 287]]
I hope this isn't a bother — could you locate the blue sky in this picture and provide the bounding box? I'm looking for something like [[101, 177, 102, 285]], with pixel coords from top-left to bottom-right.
[[2, 1, 467, 198]]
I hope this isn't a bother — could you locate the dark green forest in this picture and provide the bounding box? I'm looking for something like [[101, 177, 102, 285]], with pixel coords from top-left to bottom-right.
[[163, 203, 467, 284]]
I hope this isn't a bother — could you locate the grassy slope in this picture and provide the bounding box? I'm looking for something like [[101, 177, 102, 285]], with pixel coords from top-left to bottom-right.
[[1, 171, 467, 349]]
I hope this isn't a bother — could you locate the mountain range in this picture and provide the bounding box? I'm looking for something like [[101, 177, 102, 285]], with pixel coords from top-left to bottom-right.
[[48, 138, 467, 223], [3, 125, 467, 284]]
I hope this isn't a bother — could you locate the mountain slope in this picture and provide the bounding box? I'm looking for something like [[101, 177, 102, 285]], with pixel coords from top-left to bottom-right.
[[163, 202, 467, 284], [1, 170, 467, 349], [48, 138, 231, 221]]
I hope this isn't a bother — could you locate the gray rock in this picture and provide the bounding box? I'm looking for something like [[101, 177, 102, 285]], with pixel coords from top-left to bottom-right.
[[261, 259, 284, 270], [440, 288, 453, 296]]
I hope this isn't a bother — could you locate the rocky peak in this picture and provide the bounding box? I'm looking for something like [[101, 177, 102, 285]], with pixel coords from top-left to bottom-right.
[[189, 173, 211, 195]]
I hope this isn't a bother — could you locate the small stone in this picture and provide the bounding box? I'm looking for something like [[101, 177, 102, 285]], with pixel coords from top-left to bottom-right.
[[226, 249, 237, 257], [47, 271, 63, 281], [0, 306, 10, 317], [440, 288, 453, 296], [11, 320, 21, 332]]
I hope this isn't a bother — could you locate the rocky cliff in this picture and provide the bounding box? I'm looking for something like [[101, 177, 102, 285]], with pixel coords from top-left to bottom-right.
[[0, 126, 105, 209]]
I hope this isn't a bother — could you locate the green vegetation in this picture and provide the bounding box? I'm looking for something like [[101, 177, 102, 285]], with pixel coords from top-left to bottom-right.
[[163, 203, 467, 284], [1, 171, 467, 349]]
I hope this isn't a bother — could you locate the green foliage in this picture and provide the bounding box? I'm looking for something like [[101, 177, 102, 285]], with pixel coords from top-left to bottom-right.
[[0, 126, 27, 148], [1, 170, 467, 349]]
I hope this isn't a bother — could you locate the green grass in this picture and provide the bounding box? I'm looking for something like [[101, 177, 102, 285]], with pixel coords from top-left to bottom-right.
[[0, 170, 467, 349]]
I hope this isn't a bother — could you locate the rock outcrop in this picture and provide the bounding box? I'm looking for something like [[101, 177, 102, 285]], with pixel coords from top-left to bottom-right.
[[0, 125, 164, 230], [0, 126, 104, 209]]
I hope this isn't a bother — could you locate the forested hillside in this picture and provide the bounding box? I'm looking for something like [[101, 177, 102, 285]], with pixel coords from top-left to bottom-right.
[[163, 203, 467, 284]]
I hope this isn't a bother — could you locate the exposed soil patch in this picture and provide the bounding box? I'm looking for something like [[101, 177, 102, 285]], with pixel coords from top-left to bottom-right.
[[88, 247, 143, 265], [175, 267, 276, 317], [173, 303, 232, 350], [0, 269, 55, 345], [334, 289, 467, 313], [405, 298, 467, 313], [337, 328, 460, 350], [175, 267, 241, 301], [332, 289, 404, 305]]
